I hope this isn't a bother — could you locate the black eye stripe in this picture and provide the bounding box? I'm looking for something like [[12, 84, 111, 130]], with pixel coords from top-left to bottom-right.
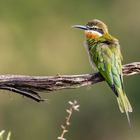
[[87, 27, 104, 34], [93, 28, 104, 34]]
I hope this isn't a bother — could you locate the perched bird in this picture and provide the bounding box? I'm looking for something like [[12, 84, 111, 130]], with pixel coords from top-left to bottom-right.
[[72, 19, 132, 126]]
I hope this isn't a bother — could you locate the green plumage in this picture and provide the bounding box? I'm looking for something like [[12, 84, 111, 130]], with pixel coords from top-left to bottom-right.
[[73, 19, 132, 126], [86, 34, 132, 125]]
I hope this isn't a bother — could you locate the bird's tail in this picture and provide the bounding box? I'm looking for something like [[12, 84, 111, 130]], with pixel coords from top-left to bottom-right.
[[117, 88, 132, 127]]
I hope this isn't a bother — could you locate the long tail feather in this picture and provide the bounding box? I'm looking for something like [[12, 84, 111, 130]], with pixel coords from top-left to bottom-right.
[[126, 110, 131, 128], [117, 89, 132, 127]]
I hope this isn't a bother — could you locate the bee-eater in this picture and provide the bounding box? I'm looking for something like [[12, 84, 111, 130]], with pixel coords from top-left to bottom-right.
[[72, 19, 132, 126]]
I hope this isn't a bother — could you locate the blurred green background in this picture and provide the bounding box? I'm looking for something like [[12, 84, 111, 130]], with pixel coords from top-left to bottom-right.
[[0, 0, 140, 140]]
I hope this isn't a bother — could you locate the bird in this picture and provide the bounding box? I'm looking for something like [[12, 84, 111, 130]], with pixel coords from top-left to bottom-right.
[[72, 19, 132, 126]]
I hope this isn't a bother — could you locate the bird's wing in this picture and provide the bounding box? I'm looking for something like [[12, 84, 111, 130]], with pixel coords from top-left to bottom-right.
[[90, 42, 123, 96], [90, 41, 132, 125]]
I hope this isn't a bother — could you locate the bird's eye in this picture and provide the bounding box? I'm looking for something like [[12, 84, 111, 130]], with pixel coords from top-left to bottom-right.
[[93, 27, 98, 30], [92, 27, 104, 34], [88, 26, 98, 30], [87, 26, 104, 34]]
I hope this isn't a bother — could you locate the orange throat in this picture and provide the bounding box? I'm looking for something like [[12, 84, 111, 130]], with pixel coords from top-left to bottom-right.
[[85, 30, 102, 39]]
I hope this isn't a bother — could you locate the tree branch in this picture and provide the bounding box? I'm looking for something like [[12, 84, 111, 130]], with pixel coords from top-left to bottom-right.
[[0, 62, 139, 102]]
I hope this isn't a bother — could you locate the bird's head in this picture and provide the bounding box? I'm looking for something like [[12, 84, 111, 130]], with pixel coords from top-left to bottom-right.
[[72, 19, 108, 39]]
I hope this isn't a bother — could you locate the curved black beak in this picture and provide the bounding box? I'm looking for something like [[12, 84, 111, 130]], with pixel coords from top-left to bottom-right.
[[72, 25, 88, 30]]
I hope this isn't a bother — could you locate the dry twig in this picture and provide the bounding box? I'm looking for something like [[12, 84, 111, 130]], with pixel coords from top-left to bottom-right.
[[57, 100, 79, 140], [0, 62, 139, 101]]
